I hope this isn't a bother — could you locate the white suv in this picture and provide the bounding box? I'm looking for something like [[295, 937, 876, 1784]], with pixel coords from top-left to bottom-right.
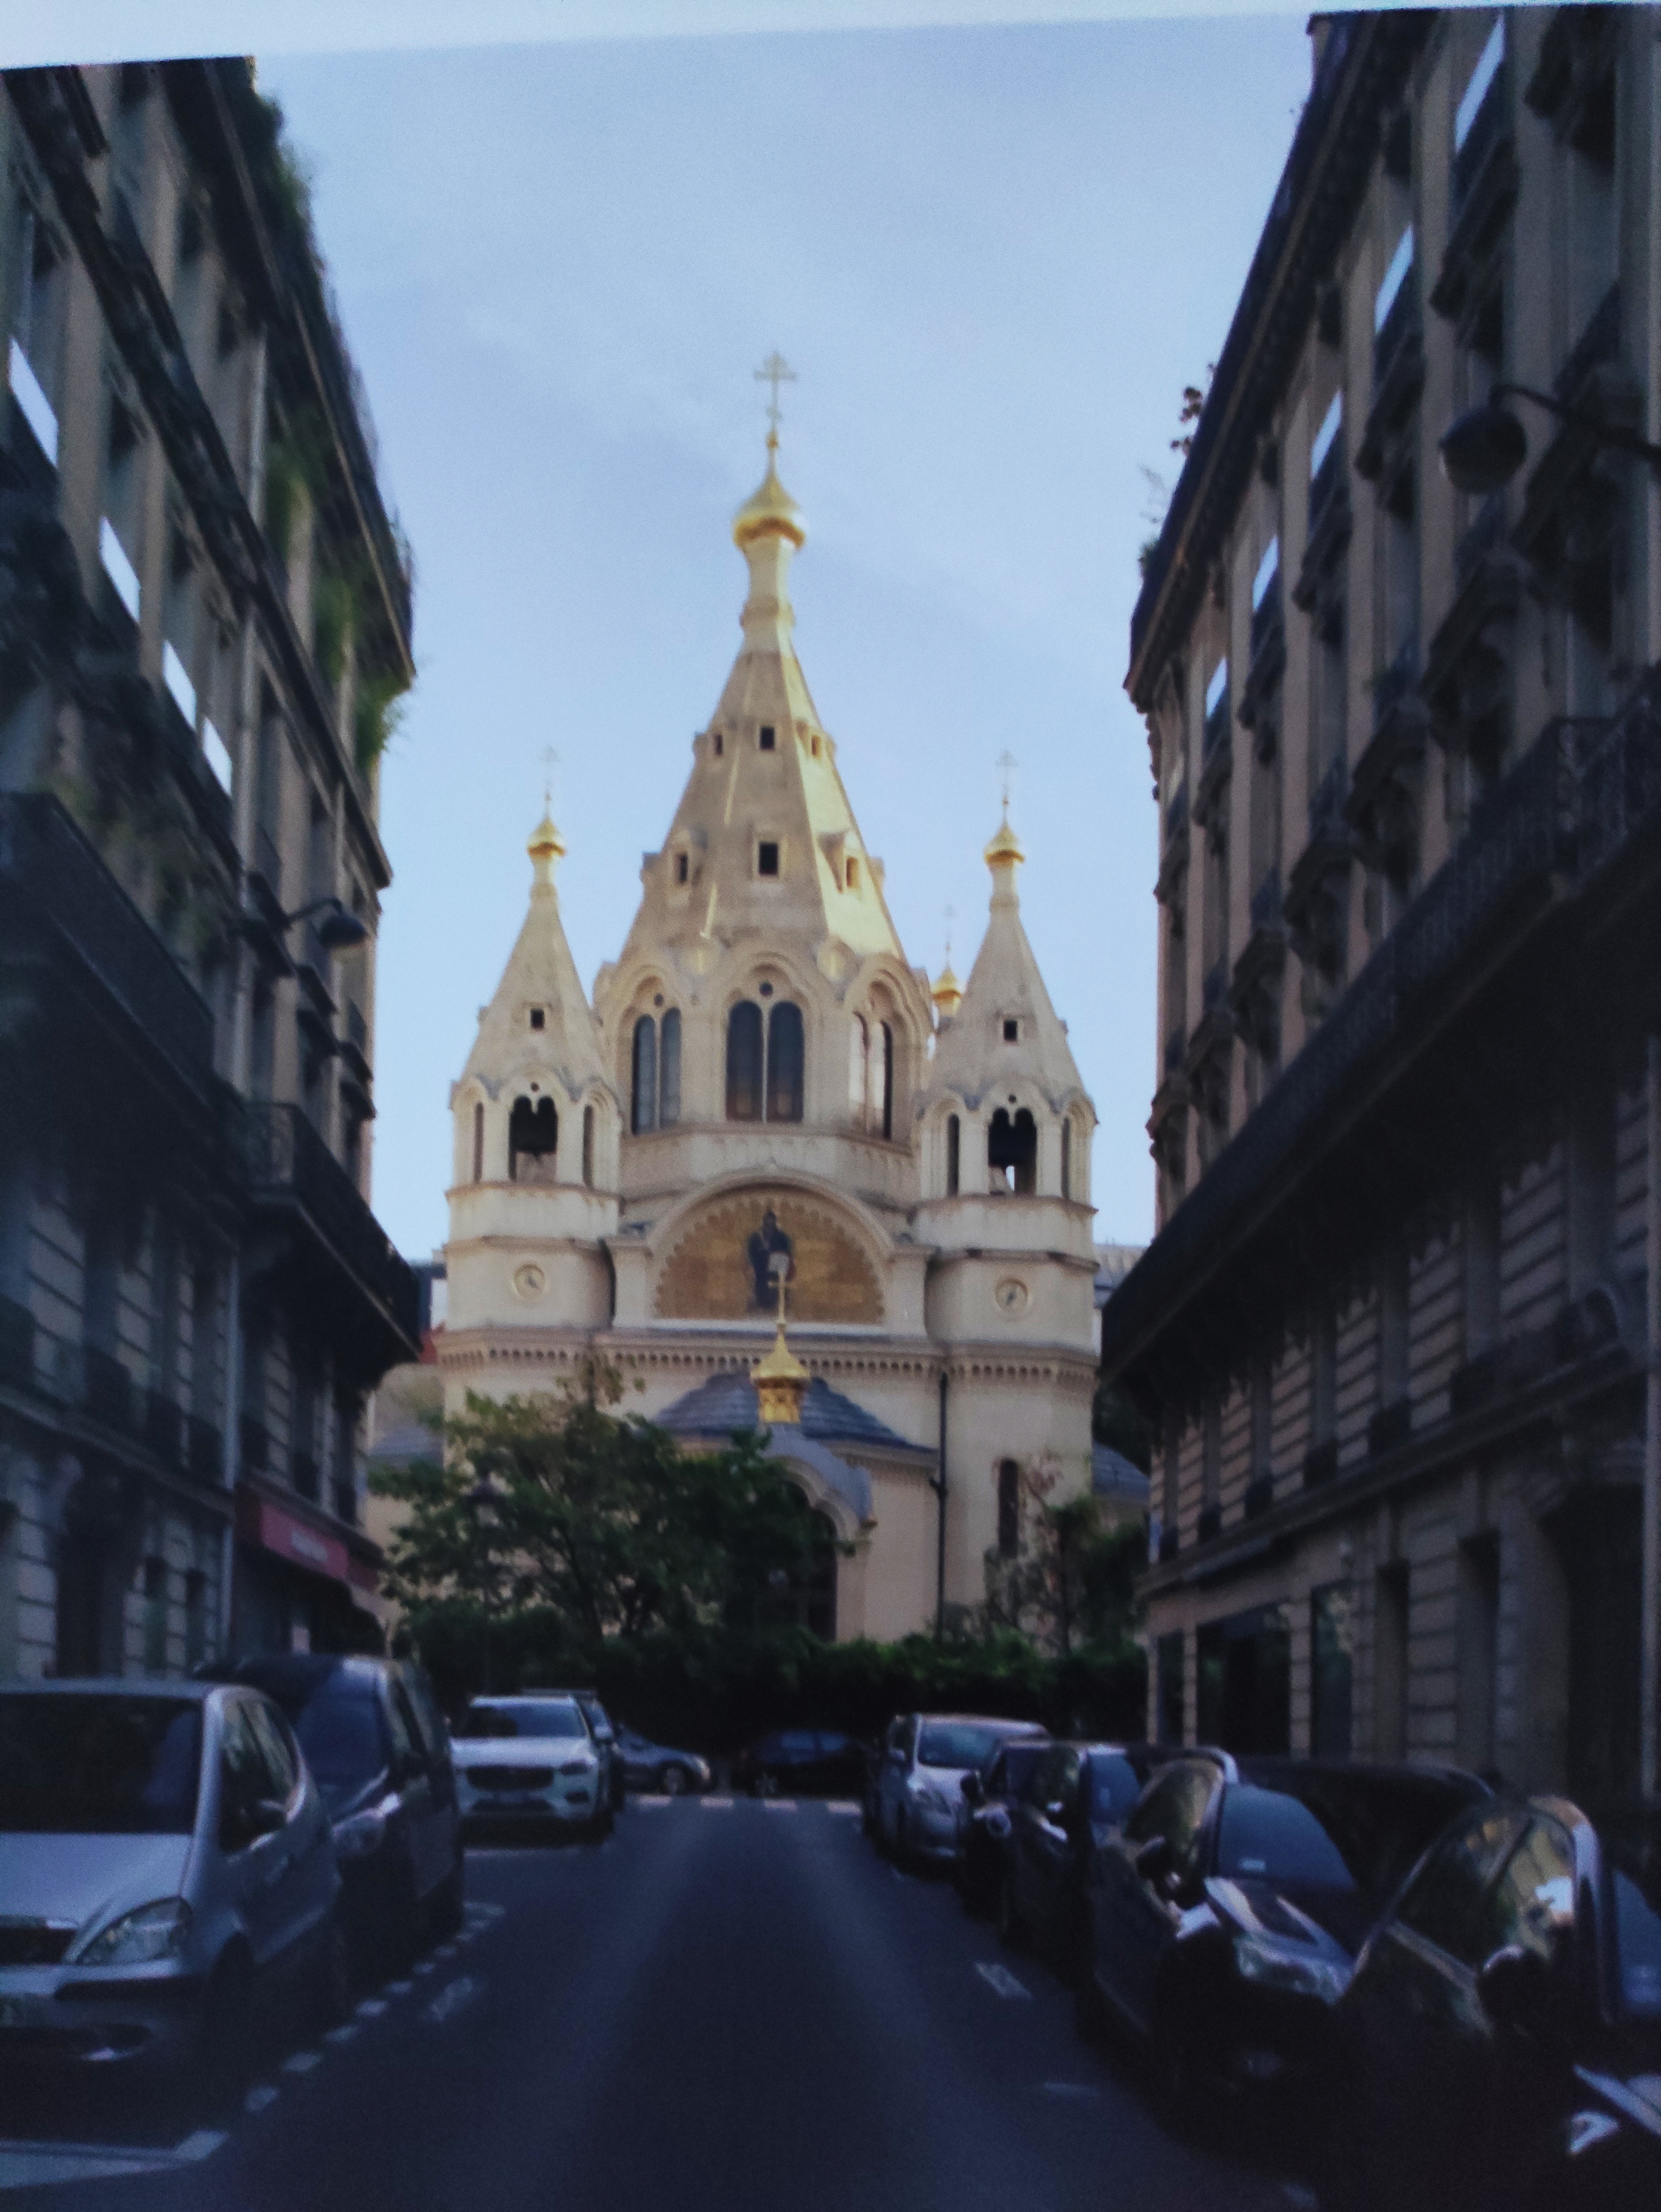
[[450, 1696, 611, 1840], [871, 1713, 1049, 1866]]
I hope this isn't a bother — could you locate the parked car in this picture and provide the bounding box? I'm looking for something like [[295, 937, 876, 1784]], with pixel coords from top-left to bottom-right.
[[1077, 1753, 1489, 2127], [451, 1695, 612, 1839], [615, 1727, 710, 1796], [997, 1739, 1164, 1968], [733, 1729, 870, 1798], [956, 1736, 1052, 1916], [525, 1686, 624, 1812], [871, 1713, 1049, 1865], [227, 1653, 464, 1971], [0, 1679, 346, 2103], [1322, 1795, 1661, 2211]]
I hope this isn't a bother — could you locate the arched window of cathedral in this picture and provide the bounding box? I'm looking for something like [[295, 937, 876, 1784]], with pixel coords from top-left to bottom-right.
[[631, 1016, 658, 1134], [659, 1009, 682, 1127], [849, 1016, 869, 1129], [946, 1114, 961, 1196], [997, 1460, 1021, 1558], [987, 1106, 1037, 1195], [582, 1105, 595, 1187], [1061, 1118, 1072, 1200], [726, 1001, 764, 1121], [758, 1496, 838, 1639], [471, 1102, 484, 1184], [878, 1022, 894, 1140], [509, 1095, 558, 1183], [766, 1001, 805, 1123]]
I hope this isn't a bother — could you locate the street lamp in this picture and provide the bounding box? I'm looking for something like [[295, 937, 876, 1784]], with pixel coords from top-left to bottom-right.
[[234, 893, 369, 953], [1439, 380, 1661, 496], [461, 1474, 502, 1694]]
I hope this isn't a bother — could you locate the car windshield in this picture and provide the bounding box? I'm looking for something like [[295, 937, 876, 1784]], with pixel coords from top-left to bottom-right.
[[457, 1701, 586, 1741], [1217, 1786, 1357, 1890], [1087, 1753, 1146, 1824], [0, 1695, 203, 1835], [1602, 1816, 1661, 2019], [919, 1724, 1004, 1770], [291, 1689, 389, 1786], [1244, 1766, 1483, 1896]]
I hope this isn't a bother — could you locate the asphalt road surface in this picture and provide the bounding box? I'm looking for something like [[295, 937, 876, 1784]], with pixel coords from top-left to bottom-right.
[[0, 1798, 1313, 2212]]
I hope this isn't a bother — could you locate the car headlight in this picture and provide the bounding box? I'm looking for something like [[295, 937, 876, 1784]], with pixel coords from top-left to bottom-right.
[[74, 1898, 192, 1967], [1232, 1930, 1350, 2004], [334, 1809, 389, 1858], [558, 1760, 593, 1778]]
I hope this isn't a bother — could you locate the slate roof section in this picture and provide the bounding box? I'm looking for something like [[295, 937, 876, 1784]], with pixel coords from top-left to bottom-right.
[[655, 1371, 929, 1458], [1091, 1442, 1152, 1507]]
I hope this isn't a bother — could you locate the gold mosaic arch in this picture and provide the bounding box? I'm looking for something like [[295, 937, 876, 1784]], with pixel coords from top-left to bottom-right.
[[653, 1188, 883, 1324]]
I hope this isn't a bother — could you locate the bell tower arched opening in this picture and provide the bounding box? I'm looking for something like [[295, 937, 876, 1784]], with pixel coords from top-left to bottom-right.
[[987, 1107, 1037, 1194]]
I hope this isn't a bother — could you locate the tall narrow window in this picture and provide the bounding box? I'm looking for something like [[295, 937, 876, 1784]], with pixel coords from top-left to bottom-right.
[[1061, 1120, 1072, 1199], [997, 1459, 1020, 1559], [631, 1016, 658, 1134], [849, 1017, 869, 1129], [946, 1114, 961, 1197], [987, 1107, 1037, 1194], [659, 1009, 682, 1127], [581, 1106, 595, 1188], [726, 1001, 763, 1122], [878, 1022, 894, 1140], [509, 1096, 557, 1182], [759, 724, 776, 751], [471, 1103, 485, 1183], [767, 1002, 804, 1123]]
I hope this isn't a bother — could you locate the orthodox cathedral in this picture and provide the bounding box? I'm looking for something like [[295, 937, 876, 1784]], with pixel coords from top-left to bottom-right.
[[437, 421, 1099, 1640]]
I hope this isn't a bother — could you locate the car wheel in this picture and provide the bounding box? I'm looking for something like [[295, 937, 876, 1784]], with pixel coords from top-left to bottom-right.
[[659, 1764, 689, 1797], [430, 1852, 465, 1939], [310, 1911, 352, 2028], [997, 1869, 1024, 1948], [194, 1947, 253, 2114]]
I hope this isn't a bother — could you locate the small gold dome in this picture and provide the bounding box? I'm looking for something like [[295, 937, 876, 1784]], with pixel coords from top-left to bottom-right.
[[932, 962, 963, 1018], [753, 1315, 809, 1426], [527, 810, 566, 864], [733, 438, 807, 551], [984, 810, 1025, 868]]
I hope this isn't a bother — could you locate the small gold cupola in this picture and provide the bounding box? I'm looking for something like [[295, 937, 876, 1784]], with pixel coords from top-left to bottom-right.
[[932, 959, 964, 1024], [732, 435, 807, 552], [527, 808, 566, 889], [752, 1265, 809, 1427]]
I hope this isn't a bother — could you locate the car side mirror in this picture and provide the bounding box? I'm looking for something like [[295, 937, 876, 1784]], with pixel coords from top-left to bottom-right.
[[961, 1772, 983, 1804], [1132, 1834, 1173, 1883], [225, 1795, 286, 1850], [1476, 1945, 1550, 2032]]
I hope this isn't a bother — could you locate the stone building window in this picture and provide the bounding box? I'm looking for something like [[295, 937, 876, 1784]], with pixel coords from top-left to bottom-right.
[[756, 840, 780, 878], [1061, 1119, 1072, 1200], [529, 1007, 544, 1029], [1002, 1018, 1019, 1042], [946, 1114, 961, 1196], [582, 1106, 595, 1188], [759, 724, 775, 751], [1310, 1582, 1354, 1758], [659, 1009, 681, 1126], [142, 1556, 168, 1672], [996, 1459, 1020, 1559], [509, 1095, 557, 1182], [675, 851, 689, 885], [712, 732, 723, 756], [766, 1002, 804, 1122], [726, 1001, 803, 1124], [631, 1016, 658, 1134], [987, 1107, 1036, 1194], [471, 1103, 484, 1183]]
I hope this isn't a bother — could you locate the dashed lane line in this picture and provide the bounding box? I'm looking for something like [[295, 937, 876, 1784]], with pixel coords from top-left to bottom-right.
[[243, 2086, 280, 2115], [761, 1799, 798, 1812], [1040, 2081, 1102, 2101], [826, 1801, 862, 1815], [424, 1974, 481, 2025], [0, 2130, 228, 2190], [354, 1998, 388, 2019], [974, 1962, 1032, 2000], [701, 1796, 735, 1809]]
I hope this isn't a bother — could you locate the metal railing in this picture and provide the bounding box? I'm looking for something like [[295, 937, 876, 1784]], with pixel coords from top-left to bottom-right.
[[239, 1104, 421, 1345], [0, 796, 213, 1101]]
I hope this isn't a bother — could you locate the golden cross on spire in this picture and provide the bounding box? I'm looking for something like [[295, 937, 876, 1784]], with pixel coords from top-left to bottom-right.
[[754, 351, 796, 442], [942, 902, 956, 962], [996, 750, 1019, 815], [540, 745, 559, 810]]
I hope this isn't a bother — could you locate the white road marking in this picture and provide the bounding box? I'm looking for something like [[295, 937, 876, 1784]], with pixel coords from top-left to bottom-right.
[[974, 1962, 1032, 2000], [324, 2023, 359, 2045], [762, 1799, 797, 1812], [826, 1801, 861, 1815], [413, 1959, 437, 1976], [174, 2131, 229, 2161], [384, 1979, 414, 1995], [355, 1998, 388, 2018], [424, 1974, 480, 2024], [1041, 2081, 1102, 2101], [243, 2084, 280, 2114], [0, 2146, 179, 2188], [282, 2050, 324, 2075], [701, 1796, 734, 1809], [637, 1796, 670, 1808], [468, 1902, 506, 1918], [1282, 2190, 1319, 2210]]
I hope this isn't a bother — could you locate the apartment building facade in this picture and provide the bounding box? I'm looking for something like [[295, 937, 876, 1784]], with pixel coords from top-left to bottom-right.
[[1107, 8, 1661, 1799], [0, 61, 419, 1677]]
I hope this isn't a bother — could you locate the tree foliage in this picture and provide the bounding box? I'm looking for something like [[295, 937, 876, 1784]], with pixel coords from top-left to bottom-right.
[[976, 1457, 1145, 1659], [368, 1360, 834, 1665]]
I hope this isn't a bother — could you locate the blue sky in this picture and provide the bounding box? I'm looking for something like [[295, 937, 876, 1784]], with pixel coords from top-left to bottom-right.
[[252, 14, 1311, 1263]]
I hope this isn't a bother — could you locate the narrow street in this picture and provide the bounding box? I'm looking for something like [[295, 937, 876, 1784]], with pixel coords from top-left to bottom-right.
[[0, 1800, 1307, 2212]]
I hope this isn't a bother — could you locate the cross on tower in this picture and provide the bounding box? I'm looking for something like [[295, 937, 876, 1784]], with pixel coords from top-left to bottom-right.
[[942, 903, 956, 962], [754, 351, 796, 439], [541, 745, 559, 811], [996, 751, 1019, 813]]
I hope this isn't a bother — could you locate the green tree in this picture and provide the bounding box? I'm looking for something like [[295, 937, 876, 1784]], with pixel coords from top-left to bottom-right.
[[368, 1360, 832, 1666], [979, 1459, 1144, 1658]]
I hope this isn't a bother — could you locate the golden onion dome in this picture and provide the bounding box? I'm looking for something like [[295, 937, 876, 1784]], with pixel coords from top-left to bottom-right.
[[527, 810, 566, 865], [931, 962, 964, 1018], [732, 437, 807, 551], [983, 810, 1025, 868]]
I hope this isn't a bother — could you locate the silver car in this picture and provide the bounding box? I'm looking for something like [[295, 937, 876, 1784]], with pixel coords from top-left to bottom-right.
[[450, 1695, 610, 1838], [872, 1712, 1050, 1866], [0, 1678, 344, 2092]]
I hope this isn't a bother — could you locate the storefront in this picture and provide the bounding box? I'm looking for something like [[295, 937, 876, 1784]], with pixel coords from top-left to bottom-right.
[[232, 1485, 385, 1657]]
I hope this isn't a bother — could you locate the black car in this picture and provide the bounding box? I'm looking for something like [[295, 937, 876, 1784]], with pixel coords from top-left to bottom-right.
[[1079, 1753, 1488, 2124], [997, 1739, 1164, 1968], [228, 1654, 464, 1972], [1324, 1795, 1661, 2211], [733, 1729, 869, 1797], [957, 1737, 1052, 1917], [615, 1727, 711, 1795]]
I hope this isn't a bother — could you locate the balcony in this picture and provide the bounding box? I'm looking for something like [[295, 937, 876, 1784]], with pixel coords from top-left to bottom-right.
[[1356, 280, 1424, 482], [1285, 756, 1355, 986], [237, 1102, 420, 1376], [0, 1294, 34, 1392], [188, 1415, 223, 1484], [1425, 499, 1521, 782], [1348, 642, 1429, 881], [143, 1388, 185, 1467], [0, 795, 215, 1113], [84, 1346, 134, 1432], [1231, 869, 1288, 1065]]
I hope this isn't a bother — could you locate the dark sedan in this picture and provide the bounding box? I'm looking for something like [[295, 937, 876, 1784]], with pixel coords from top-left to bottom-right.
[[1078, 1754, 1488, 2125], [615, 1728, 711, 1796], [1323, 1795, 1661, 2211], [957, 1737, 1052, 1917], [732, 1729, 869, 1798], [997, 1739, 1164, 1969]]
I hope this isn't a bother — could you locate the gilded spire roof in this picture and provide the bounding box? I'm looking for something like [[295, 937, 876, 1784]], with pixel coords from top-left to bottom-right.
[[462, 808, 613, 1104], [732, 435, 807, 551]]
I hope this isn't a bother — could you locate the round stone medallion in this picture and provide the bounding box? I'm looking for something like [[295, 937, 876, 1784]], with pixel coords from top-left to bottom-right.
[[994, 1277, 1030, 1318], [512, 1262, 547, 1301]]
